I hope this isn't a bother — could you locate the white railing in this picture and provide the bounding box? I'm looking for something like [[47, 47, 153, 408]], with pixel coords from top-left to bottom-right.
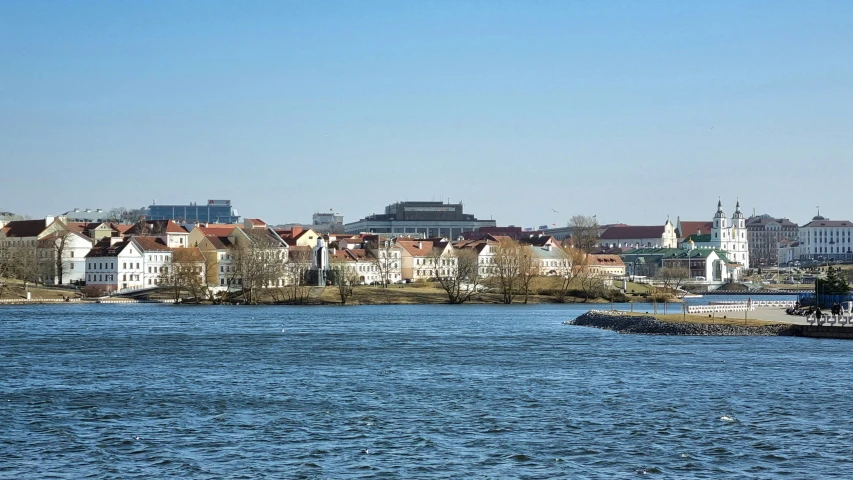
[[0, 298, 82, 304], [687, 304, 755, 314], [806, 311, 853, 326], [709, 300, 797, 308], [96, 299, 176, 304]]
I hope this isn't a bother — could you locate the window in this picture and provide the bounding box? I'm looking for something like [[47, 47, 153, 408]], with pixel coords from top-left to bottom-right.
[[136, 263, 140, 269], [70, 251, 74, 258]]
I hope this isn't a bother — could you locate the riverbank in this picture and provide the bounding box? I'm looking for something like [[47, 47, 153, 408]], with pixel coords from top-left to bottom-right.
[[568, 310, 801, 336]]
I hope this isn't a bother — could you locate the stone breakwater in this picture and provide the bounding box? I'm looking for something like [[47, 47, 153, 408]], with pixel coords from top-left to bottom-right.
[[567, 310, 801, 336]]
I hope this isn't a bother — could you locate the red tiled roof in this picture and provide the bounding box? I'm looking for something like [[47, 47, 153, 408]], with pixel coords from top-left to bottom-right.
[[588, 254, 625, 266], [131, 236, 172, 252], [677, 221, 713, 237], [197, 226, 236, 237], [172, 247, 206, 262], [1, 219, 47, 238], [246, 218, 266, 226], [396, 240, 436, 257], [600, 225, 665, 240]]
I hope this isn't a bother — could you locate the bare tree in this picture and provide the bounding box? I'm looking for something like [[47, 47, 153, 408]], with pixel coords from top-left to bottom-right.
[[42, 223, 74, 285], [552, 246, 585, 303], [365, 237, 400, 287], [283, 247, 313, 304], [106, 207, 144, 225], [491, 238, 524, 304], [569, 215, 600, 253], [159, 249, 206, 302], [330, 258, 360, 304], [7, 242, 43, 288], [518, 247, 539, 304], [231, 230, 287, 304], [574, 254, 604, 302], [0, 240, 11, 297], [656, 266, 690, 298], [429, 248, 481, 304]]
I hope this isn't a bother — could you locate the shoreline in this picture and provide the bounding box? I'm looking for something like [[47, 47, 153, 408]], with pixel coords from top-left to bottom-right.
[[567, 310, 801, 336]]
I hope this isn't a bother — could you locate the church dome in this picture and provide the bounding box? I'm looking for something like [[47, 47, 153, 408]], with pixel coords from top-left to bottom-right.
[[813, 215, 826, 221]]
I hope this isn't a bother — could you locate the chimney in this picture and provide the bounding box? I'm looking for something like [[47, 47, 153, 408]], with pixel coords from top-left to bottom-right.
[[418, 241, 423, 250], [331, 247, 337, 255]]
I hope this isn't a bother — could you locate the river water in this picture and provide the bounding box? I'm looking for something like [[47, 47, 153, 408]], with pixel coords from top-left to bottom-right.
[[1, 302, 850, 479]]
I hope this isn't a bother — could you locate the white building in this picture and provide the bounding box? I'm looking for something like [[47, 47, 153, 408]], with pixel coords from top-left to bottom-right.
[[797, 212, 853, 261], [85, 238, 143, 293], [85, 236, 173, 293], [0, 217, 95, 285], [684, 201, 750, 276], [598, 219, 678, 250]]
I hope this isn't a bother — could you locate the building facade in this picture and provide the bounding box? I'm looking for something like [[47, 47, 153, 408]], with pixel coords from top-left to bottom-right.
[[345, 201, 496, 239], [147, 200, 240, 224], [745, 216, 798, 267], [797, 214, 853, 261]]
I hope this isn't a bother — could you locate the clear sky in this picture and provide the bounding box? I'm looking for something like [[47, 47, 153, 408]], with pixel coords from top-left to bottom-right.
[[2, 1, 851, 227]]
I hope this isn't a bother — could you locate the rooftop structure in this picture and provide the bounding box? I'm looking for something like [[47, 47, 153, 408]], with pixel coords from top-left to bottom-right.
[[345, 201, 495, 239], [146, 199, 240, 224]]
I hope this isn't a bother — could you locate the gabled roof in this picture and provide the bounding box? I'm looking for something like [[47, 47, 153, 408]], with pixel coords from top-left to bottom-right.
[[677, 221, 713, 237], [196, 225, 237, 237], [124, 220, 187, 236], [86, 238, 130, 258], [600, 225, 665, 240], [172, 247, 206, 262], [131, 236, 172, 252], [588, 254, 625, 266], [202, 235, 233, 250], [746, 217, 797, 227], [685, 233, 712, 243], [396, 240, 437, 257], [519, 235, 558, 247], [246, 218, 266, 226], [527, 245, 565, 260], [1, 219, 47, 238]]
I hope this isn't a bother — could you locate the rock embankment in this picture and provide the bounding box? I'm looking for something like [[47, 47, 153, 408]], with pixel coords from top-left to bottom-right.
[[567, 310, 801, 336]]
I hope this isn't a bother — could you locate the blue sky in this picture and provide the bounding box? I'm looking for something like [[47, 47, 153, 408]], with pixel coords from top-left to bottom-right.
[[1, 1, 851, 227]]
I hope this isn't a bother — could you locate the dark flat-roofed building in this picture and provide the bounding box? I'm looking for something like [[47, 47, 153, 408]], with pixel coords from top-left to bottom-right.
[[345, 201, 496, 239]]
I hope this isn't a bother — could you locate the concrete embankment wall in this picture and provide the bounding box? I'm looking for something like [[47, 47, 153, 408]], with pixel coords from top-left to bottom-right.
[[569, 310, 799, 336], [795, 325, 853, 340]]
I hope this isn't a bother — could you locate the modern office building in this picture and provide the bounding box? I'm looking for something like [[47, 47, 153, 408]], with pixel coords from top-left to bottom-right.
[[344, 201, 496, 239], [146, 200, 240, 224]]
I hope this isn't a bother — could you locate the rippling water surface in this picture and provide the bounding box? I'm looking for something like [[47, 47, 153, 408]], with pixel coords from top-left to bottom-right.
[[2, 303, 851, 479]]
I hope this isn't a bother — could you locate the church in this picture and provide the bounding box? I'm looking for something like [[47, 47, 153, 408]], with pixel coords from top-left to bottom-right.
[[682, 200, 750, 276]]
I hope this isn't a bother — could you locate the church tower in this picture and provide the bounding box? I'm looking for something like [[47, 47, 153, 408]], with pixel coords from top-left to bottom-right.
[[730, 200, 749, 269], [712, 199, 727, 245]]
